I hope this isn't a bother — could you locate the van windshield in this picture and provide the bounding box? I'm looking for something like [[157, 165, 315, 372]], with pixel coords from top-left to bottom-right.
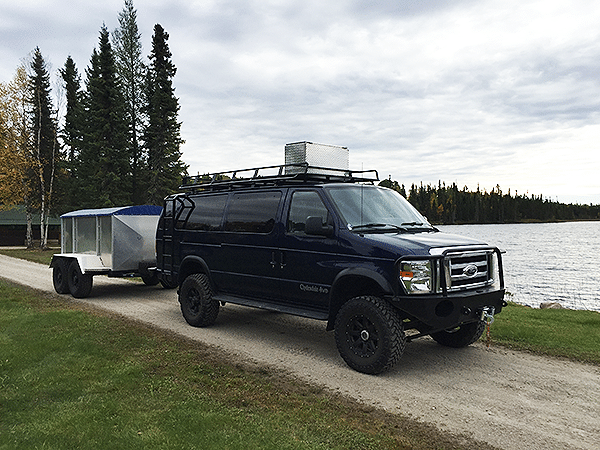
[[326, 185, 434, 232]]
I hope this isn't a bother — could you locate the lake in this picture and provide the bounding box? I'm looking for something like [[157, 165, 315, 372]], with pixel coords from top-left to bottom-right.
[[438, 221, 600, 312]]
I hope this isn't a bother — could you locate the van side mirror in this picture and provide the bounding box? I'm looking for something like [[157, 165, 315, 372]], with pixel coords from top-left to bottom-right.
[[305, 216, 333, 237]]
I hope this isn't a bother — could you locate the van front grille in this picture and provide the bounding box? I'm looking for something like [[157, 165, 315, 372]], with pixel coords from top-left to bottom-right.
[[446, 251, 493, 291]]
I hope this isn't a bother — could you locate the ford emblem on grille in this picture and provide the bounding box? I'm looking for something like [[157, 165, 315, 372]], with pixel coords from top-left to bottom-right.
[[463, 264, 479, 277]]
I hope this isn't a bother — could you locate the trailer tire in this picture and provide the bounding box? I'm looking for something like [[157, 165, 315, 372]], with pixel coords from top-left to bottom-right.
[[141, 272, 160, 286], [430, 320, 486, 348], [179, 273, 219, 327], [52, 259, 69, 294], [334, 296, 406, 374], [67, 260, 93, 298]]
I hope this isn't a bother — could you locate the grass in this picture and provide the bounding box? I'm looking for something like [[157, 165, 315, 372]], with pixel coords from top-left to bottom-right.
[[490, 301, 600, 365], [0, 280, 496, 450], [0, 247, 58, 265]]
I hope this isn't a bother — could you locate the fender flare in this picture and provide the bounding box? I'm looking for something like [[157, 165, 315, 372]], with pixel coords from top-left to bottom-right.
[[327, 267, 395, 330], [178, 255, 212, 286]]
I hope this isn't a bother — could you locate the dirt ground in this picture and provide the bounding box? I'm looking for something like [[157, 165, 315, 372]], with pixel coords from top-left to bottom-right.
[[1, 253, 598, 450]]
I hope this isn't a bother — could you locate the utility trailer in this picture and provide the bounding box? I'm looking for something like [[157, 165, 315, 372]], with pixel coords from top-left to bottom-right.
[[50, 205, 162, 298]]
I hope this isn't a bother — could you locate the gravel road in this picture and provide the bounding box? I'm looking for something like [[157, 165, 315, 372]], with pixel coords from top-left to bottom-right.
[[1, 253, 598, 450]]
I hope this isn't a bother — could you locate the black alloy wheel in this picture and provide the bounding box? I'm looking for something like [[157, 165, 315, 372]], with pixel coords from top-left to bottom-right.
[[334, 296, 406, 374], [179, 273, 219, 327]]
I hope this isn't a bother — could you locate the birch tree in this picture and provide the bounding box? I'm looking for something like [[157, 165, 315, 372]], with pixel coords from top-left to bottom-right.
[[0, 66, 34, 247]]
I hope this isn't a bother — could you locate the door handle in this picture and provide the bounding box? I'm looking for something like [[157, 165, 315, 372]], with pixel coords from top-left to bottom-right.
[[279, 252, 286, 269]]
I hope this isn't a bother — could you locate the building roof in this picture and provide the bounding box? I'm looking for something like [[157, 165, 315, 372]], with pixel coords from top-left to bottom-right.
[[0, 205, 61, 226]]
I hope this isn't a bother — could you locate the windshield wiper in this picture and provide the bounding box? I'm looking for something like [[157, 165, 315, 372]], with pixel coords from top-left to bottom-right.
[[350, 223, 407, 233], [401, 221, 438, 232]]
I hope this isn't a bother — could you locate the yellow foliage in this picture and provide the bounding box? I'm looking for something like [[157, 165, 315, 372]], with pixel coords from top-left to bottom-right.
[[0, 65, 32, 207]]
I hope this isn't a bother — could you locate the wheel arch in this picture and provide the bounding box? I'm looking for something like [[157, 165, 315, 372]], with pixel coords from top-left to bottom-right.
[[327, 268, 394, 331], [178, 255, 213, 288]]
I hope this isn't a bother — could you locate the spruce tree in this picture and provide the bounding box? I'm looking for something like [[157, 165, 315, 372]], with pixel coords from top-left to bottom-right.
[[143, 24, 187, 205], [28, 48, 59, 248], [81, 26, 131, 208], [58, 55, 84, 212], [113, 0, 146, 204]]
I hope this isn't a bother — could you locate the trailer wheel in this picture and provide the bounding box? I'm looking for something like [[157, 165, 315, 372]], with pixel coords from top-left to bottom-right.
[[67, 260, 93, 298], [179, 273, 219, 327], [141, 272, 160, 286], [52, 259, 69, 294], [334, 296, 406, 374], [430, 321, 485, 348]]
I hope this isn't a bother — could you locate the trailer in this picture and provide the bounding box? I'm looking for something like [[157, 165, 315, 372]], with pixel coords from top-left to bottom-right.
[[50, 205, 163, 298]]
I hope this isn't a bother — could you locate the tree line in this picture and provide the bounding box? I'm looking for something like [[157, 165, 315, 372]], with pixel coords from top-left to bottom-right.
[[380, 179, 600, 224], [0, 0, 186, 248]]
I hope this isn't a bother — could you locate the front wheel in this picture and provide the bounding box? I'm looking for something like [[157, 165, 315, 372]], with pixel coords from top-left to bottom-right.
[[179, 273, 219, 327], [430, 321, 485, 348], [334, 296, 406, 374]]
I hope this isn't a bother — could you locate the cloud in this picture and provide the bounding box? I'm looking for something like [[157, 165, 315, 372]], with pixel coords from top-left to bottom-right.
[[2, 0, 600, 203]]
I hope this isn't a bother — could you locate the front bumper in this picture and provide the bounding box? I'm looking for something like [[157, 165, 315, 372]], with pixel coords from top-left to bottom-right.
[[390, 287, 506, 331]]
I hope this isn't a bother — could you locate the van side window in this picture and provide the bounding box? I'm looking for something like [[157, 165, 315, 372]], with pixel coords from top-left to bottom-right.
[[224, 192, 281, 233], [185, 195, 227, 231], [287, 191, 329, 234]]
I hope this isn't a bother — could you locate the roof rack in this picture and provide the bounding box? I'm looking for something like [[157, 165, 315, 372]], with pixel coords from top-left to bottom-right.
[[180, 163, 379, 192]]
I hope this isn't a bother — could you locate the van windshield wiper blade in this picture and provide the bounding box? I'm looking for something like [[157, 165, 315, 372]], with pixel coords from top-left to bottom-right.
[[400, 222, 438, 232], [350, 223, 407, 233]]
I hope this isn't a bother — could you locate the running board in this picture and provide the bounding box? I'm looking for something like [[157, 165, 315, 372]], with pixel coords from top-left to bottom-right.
[[213, 294, 329, 321]]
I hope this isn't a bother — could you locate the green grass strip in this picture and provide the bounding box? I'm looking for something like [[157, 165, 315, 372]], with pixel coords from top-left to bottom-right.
[[489, 302, 600, 364]]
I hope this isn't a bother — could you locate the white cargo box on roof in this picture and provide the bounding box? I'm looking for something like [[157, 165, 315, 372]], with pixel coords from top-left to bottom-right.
[[285, 141, 349, 175]]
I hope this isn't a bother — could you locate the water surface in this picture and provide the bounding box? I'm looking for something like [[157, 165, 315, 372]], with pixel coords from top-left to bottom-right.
[[438, 222, 600, 311]]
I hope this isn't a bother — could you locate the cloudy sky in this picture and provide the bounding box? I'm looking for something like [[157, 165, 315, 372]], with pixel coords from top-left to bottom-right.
[[2, 0, 600, 204]]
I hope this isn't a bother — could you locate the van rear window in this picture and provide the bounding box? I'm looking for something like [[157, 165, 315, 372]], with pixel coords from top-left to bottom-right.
[[185, 195, 227, 231], [224, 192, 281, 233]]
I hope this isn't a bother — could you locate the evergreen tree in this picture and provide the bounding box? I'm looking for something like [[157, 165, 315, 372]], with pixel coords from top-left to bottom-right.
[[80, 26, 131, 208], [143, 24, 187, 205], [113, 0, 146, 204], [58, 55, 84, 212], [60, 56, 84, 165], [28, 48, 59, 248]]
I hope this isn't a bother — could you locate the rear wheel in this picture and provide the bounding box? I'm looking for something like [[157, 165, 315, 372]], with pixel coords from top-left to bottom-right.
[[334, 296, 406, 374], [179, 273, 219, 327], [52, 259, 69, 294], [67, 260, 93, 298], [141, 272, 160, 286], [430, 321, 485, 348]]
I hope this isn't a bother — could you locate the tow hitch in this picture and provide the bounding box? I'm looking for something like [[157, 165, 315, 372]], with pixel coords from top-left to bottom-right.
[[480, 306, 496, 348]]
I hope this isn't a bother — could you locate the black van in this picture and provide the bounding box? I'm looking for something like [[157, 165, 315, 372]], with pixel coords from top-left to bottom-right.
[[156, 164, 506, 374]]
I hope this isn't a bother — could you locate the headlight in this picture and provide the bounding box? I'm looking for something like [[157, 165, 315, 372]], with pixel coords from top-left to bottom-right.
[[400, 260, 435, 294]]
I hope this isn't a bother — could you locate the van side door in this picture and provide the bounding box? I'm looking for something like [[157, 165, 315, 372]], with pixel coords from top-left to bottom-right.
[[215, 190, 283, 300], [277, 189, 339, 312]]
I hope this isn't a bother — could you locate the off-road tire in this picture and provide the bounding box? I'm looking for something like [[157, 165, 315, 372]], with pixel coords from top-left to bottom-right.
[[334, 296, 406, 374], [52, 259, 69, 294], [179, 273, 219, 327], [430, 320, 486, 348], [67, 260, 93, 298]]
